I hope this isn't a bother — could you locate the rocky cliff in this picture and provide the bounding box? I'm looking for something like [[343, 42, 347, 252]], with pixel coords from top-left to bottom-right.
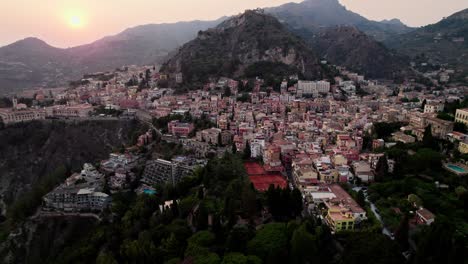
[[161, 10, 322, 85]]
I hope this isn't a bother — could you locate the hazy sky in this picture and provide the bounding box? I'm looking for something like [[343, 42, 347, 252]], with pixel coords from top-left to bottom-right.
[[0, 0, 467, 48]]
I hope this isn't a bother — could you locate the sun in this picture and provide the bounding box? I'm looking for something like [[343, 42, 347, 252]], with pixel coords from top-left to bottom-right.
[[68, 15, 84, 28]]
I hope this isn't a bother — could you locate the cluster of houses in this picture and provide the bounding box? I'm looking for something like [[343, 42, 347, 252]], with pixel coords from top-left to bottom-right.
[[7, 63, 466, 230]]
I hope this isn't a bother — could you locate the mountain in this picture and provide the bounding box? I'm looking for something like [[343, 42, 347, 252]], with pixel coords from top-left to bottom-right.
[[298, 26, 409, 79], [385, 8, 468, 75], [67, 19, 224, 74], [161, 10, 322, 84], [0, 19, 223, 94], [266, 0, 413, 42], [0, 38, 74, 94]]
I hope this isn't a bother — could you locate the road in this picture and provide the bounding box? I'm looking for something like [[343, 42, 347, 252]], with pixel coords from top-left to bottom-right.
[[353, 186, 393, 239]]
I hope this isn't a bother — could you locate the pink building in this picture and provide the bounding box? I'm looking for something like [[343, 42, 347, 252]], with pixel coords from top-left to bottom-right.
[[168, 120, 194, 137]]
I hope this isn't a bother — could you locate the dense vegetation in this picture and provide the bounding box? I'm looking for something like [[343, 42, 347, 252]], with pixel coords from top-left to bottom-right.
[[9, 153, 400, 264]]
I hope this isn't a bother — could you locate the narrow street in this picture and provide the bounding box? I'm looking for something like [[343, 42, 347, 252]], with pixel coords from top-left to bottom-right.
[[353, 187, 393, 239]]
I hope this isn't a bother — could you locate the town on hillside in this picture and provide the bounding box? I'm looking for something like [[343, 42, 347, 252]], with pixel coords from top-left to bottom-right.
[[1, 63, 467, 263]]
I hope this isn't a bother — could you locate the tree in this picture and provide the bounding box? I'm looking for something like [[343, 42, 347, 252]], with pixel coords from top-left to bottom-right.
[[356, 190, 366, 207], [224, 87, 232, 98], [226, 225, 255, 253], [243, 141, 251, 160], [247, 223, 288, 263], [96, 251, 118, 264], [394, 215, 409, 249], [422, 125, 437, 149], [454, 122, 467, 133], [290, 189, 303, 217], [232, 142, 237, 154], [290, 224, 318, 264], [375, 156, 389, 182], [421, 99, 427, 110], [341, 233, 404, 264]]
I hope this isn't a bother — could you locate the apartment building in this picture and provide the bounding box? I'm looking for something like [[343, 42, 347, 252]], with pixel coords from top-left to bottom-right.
[[455, 109, 468, 125]]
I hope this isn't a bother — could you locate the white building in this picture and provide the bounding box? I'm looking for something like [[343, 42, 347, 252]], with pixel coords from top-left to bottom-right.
[[250, 139, 265, 158], [298, 81, 318, 97], [316, 81, 331, 93]]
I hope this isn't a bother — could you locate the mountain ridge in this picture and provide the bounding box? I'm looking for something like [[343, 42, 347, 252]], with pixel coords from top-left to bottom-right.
[[384, 8, 468, 77], [160, 10, 323, 85]]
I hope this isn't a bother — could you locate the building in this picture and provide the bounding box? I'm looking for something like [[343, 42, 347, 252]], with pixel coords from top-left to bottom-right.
[[324, 184, 367, 232], [392, 132, 416, 144], [459, 141, 468, 154], [372, 139, 385, 150], [46, 104, 93, 118], [175, 73, 183, 84], [455, 109, 468, 125], [298, 81, 318, 97], [352, 161, 374, 183], [197, 128, 222, 145], [416, 208, 435, 225], [0, 108, 46, 125], [316, 81, 331, 93], [168, 120, 195, 137], [142, 157, 203, 186], [424, 102, 444, 114], [43, 164, 110, 212], [425, 117, 454, 139]]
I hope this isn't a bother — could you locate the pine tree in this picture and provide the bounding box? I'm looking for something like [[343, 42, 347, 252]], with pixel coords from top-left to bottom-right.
[[375, 155, 389, 182], [423, 125, 436, 149], [243, 141, 251, 160], [395, 215, 409, 250]]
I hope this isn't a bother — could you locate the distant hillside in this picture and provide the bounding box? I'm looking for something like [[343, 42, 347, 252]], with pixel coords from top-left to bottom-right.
[[299, 26, 410, 79], [385, 8, 468, 75], [0, 19, 223, 94], [161, 10, 322, 85], [266, 0, 413, 42], [0, 38, 75, 94]]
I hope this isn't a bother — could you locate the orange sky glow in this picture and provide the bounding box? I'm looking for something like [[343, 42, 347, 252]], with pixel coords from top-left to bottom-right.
[[0, 0, 466, 48]]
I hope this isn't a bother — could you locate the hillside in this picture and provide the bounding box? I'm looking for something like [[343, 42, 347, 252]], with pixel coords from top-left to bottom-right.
[[385, 9, 468, 74], [161, 10, 322, 84], [267, 0, 413, 42], [0, 120, 142, 215], [0, 38, 76, 94], [302, 26, 409, 79], [0, 19, 222, 94]]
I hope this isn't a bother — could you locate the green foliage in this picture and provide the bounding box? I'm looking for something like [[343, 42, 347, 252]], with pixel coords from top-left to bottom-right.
[[453, 122, 467, 133], [247, 223, 288, 262], [6, 165, 68, 225], [373, 122, 406, 139], [265, 186, 303, 220], [340, 232, 404, 264], [225, 225, 255, 253], [414, 219, 465, 264], [244, 61, 298, 86], [290, 224, 318, 264], [437, 112, 454, 121]]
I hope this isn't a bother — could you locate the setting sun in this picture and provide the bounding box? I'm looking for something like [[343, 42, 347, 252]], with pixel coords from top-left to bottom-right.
[[68, 15, 84, 28]]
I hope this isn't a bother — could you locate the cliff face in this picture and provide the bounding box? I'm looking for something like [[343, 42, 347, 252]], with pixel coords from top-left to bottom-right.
[[0, 119, 141, 212], [161, 10, 322, 84]]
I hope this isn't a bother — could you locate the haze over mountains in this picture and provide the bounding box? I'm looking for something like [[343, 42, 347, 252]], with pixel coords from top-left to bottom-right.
[[0, 19, 222, 94], [0, 0, 466, 94], [385, 8, 468, 76]]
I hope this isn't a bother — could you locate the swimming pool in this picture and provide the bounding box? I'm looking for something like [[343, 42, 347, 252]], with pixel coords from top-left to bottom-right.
[[143, 189, 156, 195], [445, 164, 468, 175]]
